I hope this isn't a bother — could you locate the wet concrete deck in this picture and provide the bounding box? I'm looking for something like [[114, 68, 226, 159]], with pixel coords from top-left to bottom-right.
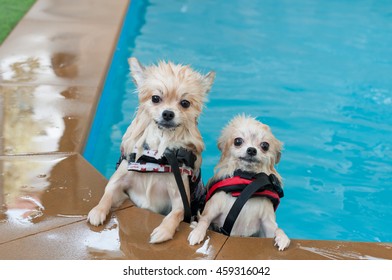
[[0, 0, 391, 260]]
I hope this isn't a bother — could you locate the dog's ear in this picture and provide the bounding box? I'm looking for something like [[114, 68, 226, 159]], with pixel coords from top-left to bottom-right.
[[217, 131, 230, 159], [217, 138, 230, 165], [275, 151, 281, 164], [273, 138, 283, 165], [203, 71, 216, 93], [128, 57, 145, 87], [268, 147, 282, 183], [217, 138, 224, 152]]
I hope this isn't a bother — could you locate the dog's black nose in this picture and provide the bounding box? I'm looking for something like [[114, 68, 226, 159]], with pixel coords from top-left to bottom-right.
[[247, 147, 257, 156], [162, 110, 175, 121]]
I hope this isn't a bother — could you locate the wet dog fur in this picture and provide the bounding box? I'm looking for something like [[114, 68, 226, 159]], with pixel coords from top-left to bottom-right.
[[87, 57, 215, 243], [188, 115, 290, 250]]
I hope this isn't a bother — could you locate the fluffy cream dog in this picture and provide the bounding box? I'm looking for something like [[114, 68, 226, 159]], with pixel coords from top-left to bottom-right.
[[188, 115, 290, 250], [87, 57, 215, 243]]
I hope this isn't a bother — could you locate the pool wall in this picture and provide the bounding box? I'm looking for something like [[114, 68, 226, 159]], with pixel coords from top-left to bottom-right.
[[0, 0, 391, 259]]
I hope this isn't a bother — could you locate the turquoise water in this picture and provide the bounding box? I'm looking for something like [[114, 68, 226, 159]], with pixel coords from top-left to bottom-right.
[[84, 0, 392, 242]]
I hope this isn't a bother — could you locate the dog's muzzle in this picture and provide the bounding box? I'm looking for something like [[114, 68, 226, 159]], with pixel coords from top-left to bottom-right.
[[155, 119, 180, 129], [239, 155, 261, 163]]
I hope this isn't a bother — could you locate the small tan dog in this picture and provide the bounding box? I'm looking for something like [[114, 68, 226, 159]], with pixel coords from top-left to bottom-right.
[[88, 57, 215, 243], [188, 115, 290, 250]]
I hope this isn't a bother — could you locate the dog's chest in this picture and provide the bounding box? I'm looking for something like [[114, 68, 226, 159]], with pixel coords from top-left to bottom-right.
[[213, 194, 273, 237], [124, 171, 179, 215]]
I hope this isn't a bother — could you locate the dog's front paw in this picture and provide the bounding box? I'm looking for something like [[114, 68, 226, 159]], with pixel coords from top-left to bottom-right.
[[150, 225, 174, 244], [188, 227, 207, 246], [87, 206, 108, 226], [274, 228, 290, 251]]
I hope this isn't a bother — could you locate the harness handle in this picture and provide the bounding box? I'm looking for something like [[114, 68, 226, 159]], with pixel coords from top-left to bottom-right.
[[219, 173, 278, 236], [164, 148, 192, 223]]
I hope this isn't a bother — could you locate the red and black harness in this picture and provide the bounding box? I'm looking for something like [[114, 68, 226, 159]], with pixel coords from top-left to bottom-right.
[[116, 147, 204, 223], [205, 169, 284, 236]]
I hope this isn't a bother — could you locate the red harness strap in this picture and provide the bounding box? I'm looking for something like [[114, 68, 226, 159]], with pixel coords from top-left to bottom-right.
[[206, 176, 251, 201], [206, 175, 281, 211]]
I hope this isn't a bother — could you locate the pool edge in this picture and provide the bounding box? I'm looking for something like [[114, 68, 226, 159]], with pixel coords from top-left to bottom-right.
[[0, 0, 391, 260]]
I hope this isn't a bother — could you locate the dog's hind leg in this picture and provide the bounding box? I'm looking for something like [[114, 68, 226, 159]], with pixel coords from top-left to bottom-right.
[[87, 160, 130, 226]]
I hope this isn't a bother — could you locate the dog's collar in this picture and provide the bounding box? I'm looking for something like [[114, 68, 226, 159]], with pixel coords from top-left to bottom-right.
[[205, 169, 283, 211]]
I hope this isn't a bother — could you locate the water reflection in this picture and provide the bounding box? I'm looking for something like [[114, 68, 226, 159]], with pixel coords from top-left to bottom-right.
[[124, 210, 219, 259], [1, 156, 67, 225], [51, 52, 79, 79], [298, 245, 388, 260], [0, 154, 106, 235], [85, 217, 124, 259], [1, 85, 66, 154], [84, 207, 219, 260], [3, 57, 41, 82]]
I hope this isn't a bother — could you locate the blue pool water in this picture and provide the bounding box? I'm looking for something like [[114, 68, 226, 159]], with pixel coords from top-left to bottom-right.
[[84, 0, 392, 242]]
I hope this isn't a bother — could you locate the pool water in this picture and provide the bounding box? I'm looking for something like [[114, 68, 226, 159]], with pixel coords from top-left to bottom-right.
[[84, 0, 392, 242]]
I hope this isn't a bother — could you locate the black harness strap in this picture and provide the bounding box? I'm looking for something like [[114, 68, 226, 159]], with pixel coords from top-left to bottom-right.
[[164, 149, 192, 223], [117, 147, 197, 223], [219, 173, 279, 236]]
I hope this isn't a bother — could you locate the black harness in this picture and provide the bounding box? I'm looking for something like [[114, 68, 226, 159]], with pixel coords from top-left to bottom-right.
[[205, 170, 284, 236], [116, 147, 203, 223]]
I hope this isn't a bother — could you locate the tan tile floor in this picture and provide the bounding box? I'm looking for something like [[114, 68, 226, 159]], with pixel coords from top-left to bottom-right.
[[0, 0, 391, 260]]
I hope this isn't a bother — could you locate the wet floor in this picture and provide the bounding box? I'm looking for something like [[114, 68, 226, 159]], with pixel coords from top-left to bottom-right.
[[0, 0, 391, 260]]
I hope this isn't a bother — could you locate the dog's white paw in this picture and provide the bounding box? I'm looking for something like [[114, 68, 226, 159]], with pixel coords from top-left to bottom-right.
[[274, 228, 290, 251], [188, 227, 207, 246], [87, 206, 108, 226], [150, 225, 174, 244]]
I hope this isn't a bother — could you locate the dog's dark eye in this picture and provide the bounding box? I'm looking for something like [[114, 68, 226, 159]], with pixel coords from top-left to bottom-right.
[[234, 137, 244, 146], [152, 95, 161, 103], [180, 100, 190, 108], [260, 142, 269, 152]]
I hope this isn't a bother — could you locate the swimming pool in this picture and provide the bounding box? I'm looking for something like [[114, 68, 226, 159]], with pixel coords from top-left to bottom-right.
[[84, 0, 392, 242]]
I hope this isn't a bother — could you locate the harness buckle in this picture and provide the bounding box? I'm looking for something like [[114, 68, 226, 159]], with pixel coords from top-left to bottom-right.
[[166, 147, 196, 169], [268, 173, 280, 187]]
